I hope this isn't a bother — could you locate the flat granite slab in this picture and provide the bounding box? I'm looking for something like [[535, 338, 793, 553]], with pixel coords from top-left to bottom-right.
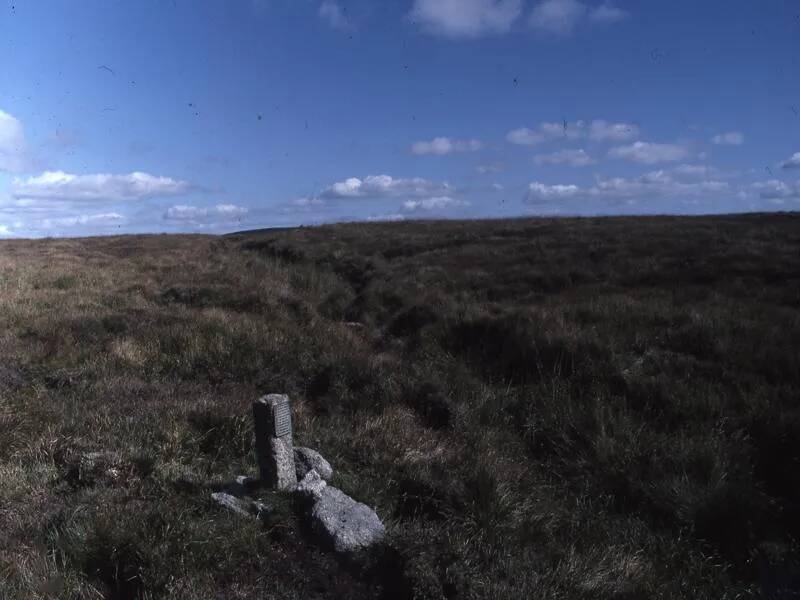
[[309, 485, 385, 554]]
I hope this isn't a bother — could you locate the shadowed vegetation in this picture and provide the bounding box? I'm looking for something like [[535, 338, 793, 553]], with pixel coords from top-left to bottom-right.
[[1, 213, 799, 598]]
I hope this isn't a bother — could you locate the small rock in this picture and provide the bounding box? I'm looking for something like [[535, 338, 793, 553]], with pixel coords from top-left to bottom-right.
[[105, 467, 121, 480], [212, 492, 253, 517], [236, 475, 257, 487], [252, 500, 272, 521], [81, 451, 120, 469], [211, 492, 272, 520], [294, 469, 327, 501], [75, 451, 124, 483], [230, 475, 258, 496], [294, 447, 333, 481], [310, 486, 385, 554]]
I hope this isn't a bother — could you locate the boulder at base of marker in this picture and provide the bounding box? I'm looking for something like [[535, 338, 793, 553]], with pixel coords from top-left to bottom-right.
[[294, 469, 327, 501], [294, 447, 334, 481], [309, 486, 385, 554]]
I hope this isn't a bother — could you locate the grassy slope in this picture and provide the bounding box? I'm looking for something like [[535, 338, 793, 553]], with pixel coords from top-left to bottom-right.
[[1, 213, 799, 598]]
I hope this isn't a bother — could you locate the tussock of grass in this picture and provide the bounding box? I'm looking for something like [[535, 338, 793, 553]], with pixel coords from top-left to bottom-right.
[[0, 214, 798, 598]]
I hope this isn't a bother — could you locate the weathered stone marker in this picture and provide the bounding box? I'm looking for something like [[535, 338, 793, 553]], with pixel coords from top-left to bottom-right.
[[253, 394, 297, 490]]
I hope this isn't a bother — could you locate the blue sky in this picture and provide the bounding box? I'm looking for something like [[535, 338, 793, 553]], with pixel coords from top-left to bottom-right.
[[1, 0, 799, 236]]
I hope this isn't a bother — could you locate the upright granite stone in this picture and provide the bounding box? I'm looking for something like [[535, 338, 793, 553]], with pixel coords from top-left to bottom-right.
[[253, 394, 297, 490]]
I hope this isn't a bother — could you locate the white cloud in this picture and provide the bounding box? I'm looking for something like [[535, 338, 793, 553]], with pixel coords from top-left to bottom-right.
[[525, 171, 731, 205], [673, 164, 720, 178], [530, 0, 627, 35], [637, 169, 672, 185], [366, 214, 406, 222], [411, 137, 482, 155], [598, 172, 728, 196], [0, 224, 11, 236], [608, 141, 689, 164], [534, 148, 596, 166], [3, 211, 130, 235], [507, 127, 547, 146], [671, 164, 741, 180], [410, 0, 624, 37], [0, 109, 29, 173], [164, 205, 202, 220], [476, 162, 504, 174], [540, 120, 584, 139], [288, 175, 457, 214], [291, 196, 326, 207], [525, 181, 582, 203], [281, 196, 329, 215], [530, 0, 586, 35], [752, 179, 799, 200], [319, 1, 353, 31], [40, 212, 126, 229], [12, 171, 192, 202], [508, 119, 638, 145], [402, 196, 469, 211], [409, 0, 523, 37], [321, 174, 453, 199], [589, 120, 639, 141], [507, 121, 585, 145], [164, 203, 248, 222], [780, 152, 800, 170], [589, 3, 628, 24], [325, 177, 363, 198], [711, 131, 744, 146], [216, 203, 248, 215]]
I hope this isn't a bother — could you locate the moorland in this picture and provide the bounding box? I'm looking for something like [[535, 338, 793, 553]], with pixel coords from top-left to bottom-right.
[[1, 212, 799, 598]]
